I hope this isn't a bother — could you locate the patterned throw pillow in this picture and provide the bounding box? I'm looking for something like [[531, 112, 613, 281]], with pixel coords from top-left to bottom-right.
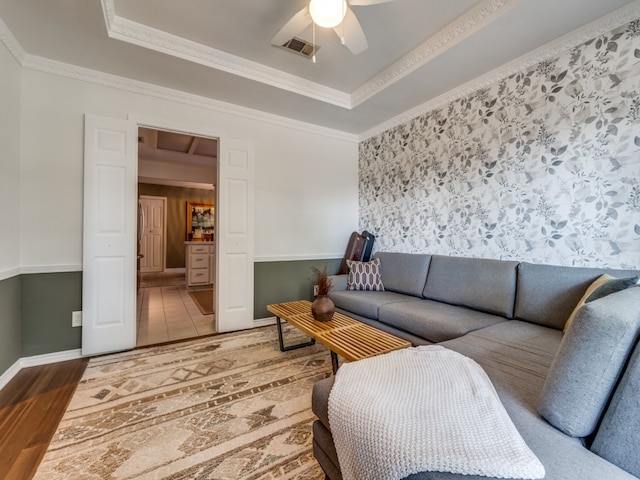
[[347, 258, 385, 291]]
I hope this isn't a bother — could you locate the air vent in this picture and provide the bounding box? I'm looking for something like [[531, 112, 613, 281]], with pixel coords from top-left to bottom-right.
[[278, 37, 318, 59]]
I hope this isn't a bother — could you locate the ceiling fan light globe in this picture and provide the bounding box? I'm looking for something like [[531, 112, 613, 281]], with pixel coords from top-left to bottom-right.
[[309, 0, 347, 28]]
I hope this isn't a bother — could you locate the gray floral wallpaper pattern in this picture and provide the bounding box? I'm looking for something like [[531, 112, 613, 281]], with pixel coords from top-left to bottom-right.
[[359, 19, 640, 269]]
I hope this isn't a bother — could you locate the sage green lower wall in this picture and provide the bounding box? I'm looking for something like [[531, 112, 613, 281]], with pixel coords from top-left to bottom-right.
[[254, 259, 341, 319], [20, 272, 82, 357], [2, 259, 339, 371], [0, 276, 21, 374]]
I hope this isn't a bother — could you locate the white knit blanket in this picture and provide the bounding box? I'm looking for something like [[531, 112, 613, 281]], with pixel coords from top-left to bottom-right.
[[328, 346, 545, 480]]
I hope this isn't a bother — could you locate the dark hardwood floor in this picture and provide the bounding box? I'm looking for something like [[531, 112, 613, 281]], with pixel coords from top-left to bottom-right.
[[0, 359, 88, 480]]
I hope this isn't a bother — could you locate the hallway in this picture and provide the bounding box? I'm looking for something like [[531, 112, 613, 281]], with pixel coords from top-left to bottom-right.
[[136, 285, 216, 346]]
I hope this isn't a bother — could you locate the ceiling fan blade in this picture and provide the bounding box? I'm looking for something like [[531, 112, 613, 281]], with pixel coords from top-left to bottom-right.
[[349, 0, 395, 5], [334, 8, 368, 54], [271, 7, 312, 46]]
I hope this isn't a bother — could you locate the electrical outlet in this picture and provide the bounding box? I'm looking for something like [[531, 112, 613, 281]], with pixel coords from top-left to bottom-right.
[[313, 285, 319, 296], [72, 311, 82, 327]]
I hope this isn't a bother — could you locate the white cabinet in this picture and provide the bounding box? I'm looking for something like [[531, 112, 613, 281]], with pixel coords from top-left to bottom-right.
[[185, 242, 215, 287]]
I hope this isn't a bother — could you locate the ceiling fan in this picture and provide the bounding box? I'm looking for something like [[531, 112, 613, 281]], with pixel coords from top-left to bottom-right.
[[271, 0, 396, 56]]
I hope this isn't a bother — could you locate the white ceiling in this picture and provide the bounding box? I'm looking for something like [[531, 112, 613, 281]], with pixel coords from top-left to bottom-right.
[[0, 0, 637, 135]]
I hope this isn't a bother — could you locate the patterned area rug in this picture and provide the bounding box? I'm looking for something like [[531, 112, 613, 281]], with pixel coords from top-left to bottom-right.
[[34, 327, 330, 479]]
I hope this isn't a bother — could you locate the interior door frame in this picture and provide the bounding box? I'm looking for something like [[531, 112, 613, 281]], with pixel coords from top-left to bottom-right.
[[133, 115, 223, 328], [139, 194, 167, 272], [83, 113, 255, 355]]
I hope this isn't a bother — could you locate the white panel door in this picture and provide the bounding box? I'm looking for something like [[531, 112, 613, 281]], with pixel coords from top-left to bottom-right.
[[139, 196, 166, 272], [217, 139, 254, 332], [82, 114, 137, 356]]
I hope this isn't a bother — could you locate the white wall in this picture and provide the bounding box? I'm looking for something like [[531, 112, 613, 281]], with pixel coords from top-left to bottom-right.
[[0, 41, 21, 276], [18, 69, 359, 269]]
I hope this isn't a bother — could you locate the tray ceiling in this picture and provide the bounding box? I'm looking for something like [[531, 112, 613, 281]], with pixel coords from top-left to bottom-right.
[[0, 0, 637, 135]]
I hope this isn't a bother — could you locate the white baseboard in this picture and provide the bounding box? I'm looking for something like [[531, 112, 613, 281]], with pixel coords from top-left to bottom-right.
[[0, 349, 83, 391], [254, 317, 276, 328], [20, 348, 83, 368], [0, 359, 22, 391]]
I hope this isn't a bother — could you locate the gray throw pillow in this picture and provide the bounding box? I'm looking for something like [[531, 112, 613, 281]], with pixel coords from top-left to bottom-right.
[[538, 286, 640, 438]]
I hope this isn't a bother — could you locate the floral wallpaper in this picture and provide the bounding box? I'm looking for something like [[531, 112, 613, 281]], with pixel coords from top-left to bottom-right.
[[360, 19, 640, 269]]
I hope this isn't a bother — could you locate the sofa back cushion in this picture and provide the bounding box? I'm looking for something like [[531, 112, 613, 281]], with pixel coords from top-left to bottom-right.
[[590, 339, 640, 478], [422, 255, 518, 318], [374, 252, 431, 298], [514, 263, 640, 330], [538, 286, 640, 438]]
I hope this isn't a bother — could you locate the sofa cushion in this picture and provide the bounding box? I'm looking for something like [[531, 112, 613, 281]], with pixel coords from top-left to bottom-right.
[[514, 263, 640, 330], [374, 252, 431, 297], [436, 323, 637, 480], [590, 342, 640, 478], [538, 286, 640, 438], [422, 255, 518, 318], [328, 290, 412, 320], [334, 308, 433, 346], [378, 299, 507, 343]]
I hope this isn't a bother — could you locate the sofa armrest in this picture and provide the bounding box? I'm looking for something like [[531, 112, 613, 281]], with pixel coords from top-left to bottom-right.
[[329, 274, 348, 291], [312, 376, 335, 430]]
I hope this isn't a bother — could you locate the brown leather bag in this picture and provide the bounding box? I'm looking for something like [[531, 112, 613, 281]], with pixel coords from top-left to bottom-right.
[[338, 232, 366, 274]]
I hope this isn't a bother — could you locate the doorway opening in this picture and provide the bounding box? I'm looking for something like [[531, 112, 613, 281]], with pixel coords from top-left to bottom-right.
[[136, 126, 218, 347]]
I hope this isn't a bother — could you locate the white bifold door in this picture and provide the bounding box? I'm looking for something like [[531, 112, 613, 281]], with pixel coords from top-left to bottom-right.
[[216, 139, 255, 333], [82, 114, 255, 355], [82, 114, 137, 356]]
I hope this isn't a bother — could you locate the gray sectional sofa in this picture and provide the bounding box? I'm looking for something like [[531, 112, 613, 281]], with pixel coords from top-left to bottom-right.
[[312, 252, 640, 480]]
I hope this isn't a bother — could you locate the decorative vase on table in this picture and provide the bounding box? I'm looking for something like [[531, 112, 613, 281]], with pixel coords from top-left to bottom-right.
[[312, 295, 335, 322], [310, 266, 335, 322]]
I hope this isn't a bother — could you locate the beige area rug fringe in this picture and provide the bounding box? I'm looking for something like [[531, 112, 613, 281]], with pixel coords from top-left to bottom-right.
[[34, 327, 330, 479]]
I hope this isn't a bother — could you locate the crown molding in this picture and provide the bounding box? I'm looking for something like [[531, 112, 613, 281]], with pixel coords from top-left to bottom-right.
[[360, 0, 640, 141], [2, 0, 637, 141], [351, 0, 521, 108], [9, 49, 357, 142], [0, 15, 25, 64], [0, 0, 353, 140], [100, 0, 521, 111], [100, 0, 351, 109]]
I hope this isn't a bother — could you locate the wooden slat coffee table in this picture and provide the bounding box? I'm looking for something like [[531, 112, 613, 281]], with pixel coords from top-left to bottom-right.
[[267, 300, 411, 373]]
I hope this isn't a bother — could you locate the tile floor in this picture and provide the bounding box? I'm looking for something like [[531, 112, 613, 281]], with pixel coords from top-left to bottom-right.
[[136, 285, 216, 347]]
